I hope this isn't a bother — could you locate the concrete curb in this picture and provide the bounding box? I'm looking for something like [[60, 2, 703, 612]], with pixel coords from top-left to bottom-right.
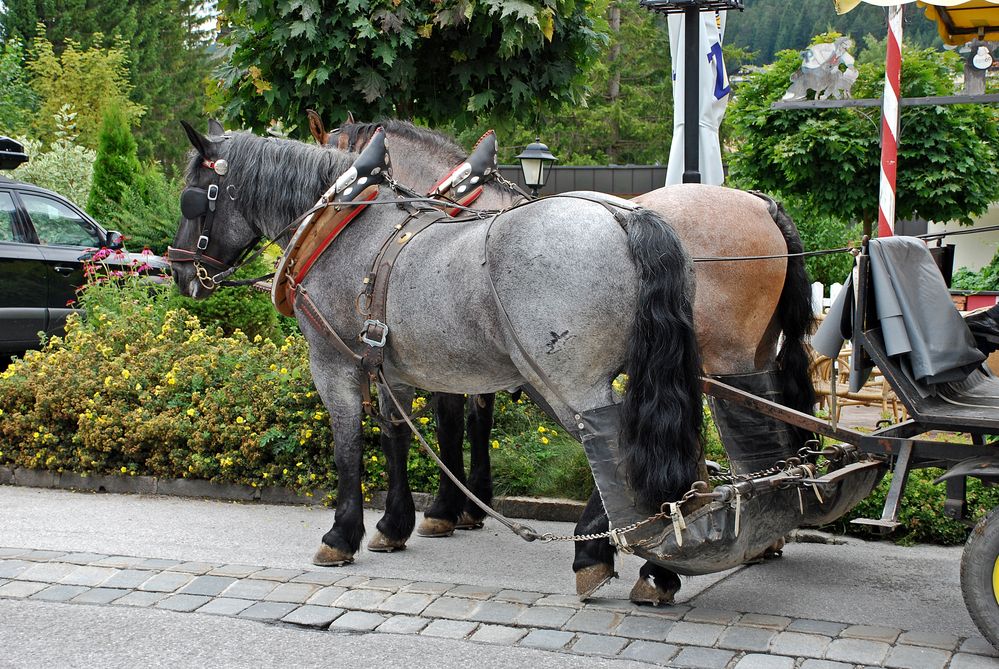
[[0, 466, 586, 522]]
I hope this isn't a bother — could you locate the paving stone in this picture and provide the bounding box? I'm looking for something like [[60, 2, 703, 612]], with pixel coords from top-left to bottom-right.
[[70, 588, 128, 605], [950, 653, 999, 669], [135, 558, 182, 570], [376, 615, 431, 635], [0, 549, 26, 558], [613, 614, 672, 642], [825, 638, 891, 665], [422, 596, 479, 620], [492, 589, 544, 605], [329, 610, 388, 632], [738, 613, 792, 630], [734, 654, 795, 669], [357, 578, 410, 592], [619, 640, 679, 664], [670, 647, 736, 669], [664, 621, 725, 647], [446, 584, 501, 600], [0, 581, 47, 598], [771, 631, 833, 659], [306, 586, 347, 607], [30, 585, 90, 602], [884, 644, 950, 669], [114, 591, 166, 607], [520, 629, 576, 651], [195, 597, 255, 616], [565, 609, 625, 635], [717, 625, 776, 652], [683, 607, 740, 625], [896, 630, 959, 650], [585, 598, 643, 614], [290, 571, 344, 586], [570, 633, 629, 656], [93, 556, 146, 569], [17, 562, 78, 582], [841, 624, 901, 643], [960, 637, 999, 657], [60, 552, 110, 565], [137, 571, 193, 593], [248, 567, 304, 581], [787, 619, 848, 636], [167, 561, 218, 575], [157, 594, 212, 612], [333, 587, 391, 610], [263, 582, 320, 604], [799, 661, 854, 669], [334, 575, 371, 587], [514, 606, 576, 629], [18, 550, 66, 561], [420, 619, 478, 639], [101, 569, 154, 590], [470, 624, 528, 645], [58, 566, 118, 587], [0, 560, 32, 578], [221, 579, 277, 600], [469, 600, 527, 625], [208, 564, 262, 579], [376, 592, 434, 615], [178, 575, 238, 597], [534, 594, 584, 609], [401, 581, 454, 595], [281, 605, 344, 627], [238, 601, 298, 621]]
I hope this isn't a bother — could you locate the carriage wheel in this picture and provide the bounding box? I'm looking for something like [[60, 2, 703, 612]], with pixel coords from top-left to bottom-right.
[[961, 505, 999, 650]]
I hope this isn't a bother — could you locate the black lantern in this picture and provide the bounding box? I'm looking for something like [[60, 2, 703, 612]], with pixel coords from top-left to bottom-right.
[[516, 138, 557, 197]]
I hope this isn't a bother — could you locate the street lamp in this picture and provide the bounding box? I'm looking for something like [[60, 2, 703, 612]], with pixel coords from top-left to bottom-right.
[[515, 138, 557, 197]]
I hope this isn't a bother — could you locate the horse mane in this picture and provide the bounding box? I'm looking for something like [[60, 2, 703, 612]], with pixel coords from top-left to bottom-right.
[[188, 132, 358, 240], [343, 119, 467, 167]]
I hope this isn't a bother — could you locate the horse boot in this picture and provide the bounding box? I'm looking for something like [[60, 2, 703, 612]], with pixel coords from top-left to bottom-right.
[[707, 370, 803, 561]]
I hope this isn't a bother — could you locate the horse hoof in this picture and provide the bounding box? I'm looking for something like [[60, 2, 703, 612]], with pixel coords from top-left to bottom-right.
[[367, 531, 407, 553], [312, 543, 355, 567], [417, 517, 455, 537], [629, 576, 678, 607], [455, 512, 485, 530], [575, 563, 616, 601]]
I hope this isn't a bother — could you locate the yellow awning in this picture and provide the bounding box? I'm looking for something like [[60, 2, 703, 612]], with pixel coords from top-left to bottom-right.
[[835, 0, 999, 46]]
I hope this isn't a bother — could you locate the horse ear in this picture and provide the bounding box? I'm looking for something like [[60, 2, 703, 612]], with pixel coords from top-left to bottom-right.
[[345, 110, 355, 125], [207, 118, 225, 136], [306, 109, 326, 144], [181, 120, 212, 159]]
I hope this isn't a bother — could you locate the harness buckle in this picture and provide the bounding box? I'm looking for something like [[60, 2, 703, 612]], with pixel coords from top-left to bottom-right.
[[197, 235, 209, 250], [207, 184, 219, 201], [361, 319, 389, 347]]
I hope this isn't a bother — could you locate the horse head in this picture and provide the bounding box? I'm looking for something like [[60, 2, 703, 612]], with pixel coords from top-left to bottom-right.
[[169, 120, 262, 299]]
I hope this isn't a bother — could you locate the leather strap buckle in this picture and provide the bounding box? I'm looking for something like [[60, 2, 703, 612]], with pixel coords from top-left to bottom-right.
[[361, 319, 389, 347]]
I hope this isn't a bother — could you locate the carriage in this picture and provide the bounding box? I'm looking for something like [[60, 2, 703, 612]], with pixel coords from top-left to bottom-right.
[[169, 119, 999, 649]]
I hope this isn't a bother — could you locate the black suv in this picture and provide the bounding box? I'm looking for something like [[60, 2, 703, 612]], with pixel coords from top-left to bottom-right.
[[0, 137, 168, 354]]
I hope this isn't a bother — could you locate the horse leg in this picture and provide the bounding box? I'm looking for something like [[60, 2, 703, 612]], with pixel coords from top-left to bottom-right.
[[418, 392, 467, 537], [458, 393, 495, 529], [368, 381, 416, 553], [310, 364, 367, 566], [573, 488, 617, 600]]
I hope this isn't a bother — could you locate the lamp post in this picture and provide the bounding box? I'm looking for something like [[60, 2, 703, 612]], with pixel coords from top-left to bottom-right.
[[515, 138, 557, 197]]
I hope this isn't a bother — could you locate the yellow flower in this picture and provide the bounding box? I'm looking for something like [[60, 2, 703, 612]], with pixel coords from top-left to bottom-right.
[[253, 334, 262, 343], [262, 472, 269, 478], [491, 440, 500, 449], [537, 426, 546, 434], [186, 408, 196, 417], [418, 417, 430, 425], [313, 411, 324, 420], [372, 426, 380, 434], [121, 369, 130, 379], [120, 466, 128, 474], [304, 429, 312, 438], [135, 384, 142, 391], [541, 437, 549, 445], [371, 456, 378, 462], [104, 376, 112, 387], [282, 468, 288, 475], [236, 416, 245, 424], [269, 364, 277, 371], [279, 367, 288, 374]]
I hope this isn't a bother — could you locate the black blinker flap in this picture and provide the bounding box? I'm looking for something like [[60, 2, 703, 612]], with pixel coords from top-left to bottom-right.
[[181, 187, 209, 220]]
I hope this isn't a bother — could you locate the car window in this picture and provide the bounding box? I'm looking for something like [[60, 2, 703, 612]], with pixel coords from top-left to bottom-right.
[[21, 192, 101, 247], [0, 191, 17, 241]]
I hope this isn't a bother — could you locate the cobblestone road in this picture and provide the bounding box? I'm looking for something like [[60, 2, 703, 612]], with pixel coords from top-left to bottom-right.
[[3, 546, 998, 668]]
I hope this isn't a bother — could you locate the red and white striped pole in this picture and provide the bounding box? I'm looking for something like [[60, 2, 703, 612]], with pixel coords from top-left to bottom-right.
[[877, 5, 904, 238]]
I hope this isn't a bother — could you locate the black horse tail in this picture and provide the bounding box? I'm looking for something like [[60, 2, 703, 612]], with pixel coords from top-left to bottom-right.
[[620, 207, 704, 510], [771, 200, 817, 446]]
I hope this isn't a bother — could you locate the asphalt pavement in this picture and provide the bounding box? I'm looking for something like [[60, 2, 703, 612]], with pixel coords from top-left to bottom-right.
[[2, 483, 998, 669]]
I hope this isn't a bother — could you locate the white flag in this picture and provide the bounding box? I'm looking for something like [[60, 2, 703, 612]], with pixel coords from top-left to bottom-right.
[[666, 11, 730, 186]]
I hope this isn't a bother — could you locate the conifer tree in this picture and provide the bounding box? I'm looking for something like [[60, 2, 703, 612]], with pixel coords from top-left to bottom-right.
[[87, 102, 141, 222]]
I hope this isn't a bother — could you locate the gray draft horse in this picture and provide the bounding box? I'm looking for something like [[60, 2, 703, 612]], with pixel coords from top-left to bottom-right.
[[170, 122, 706, 588], [312, 117, 816, 603]]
